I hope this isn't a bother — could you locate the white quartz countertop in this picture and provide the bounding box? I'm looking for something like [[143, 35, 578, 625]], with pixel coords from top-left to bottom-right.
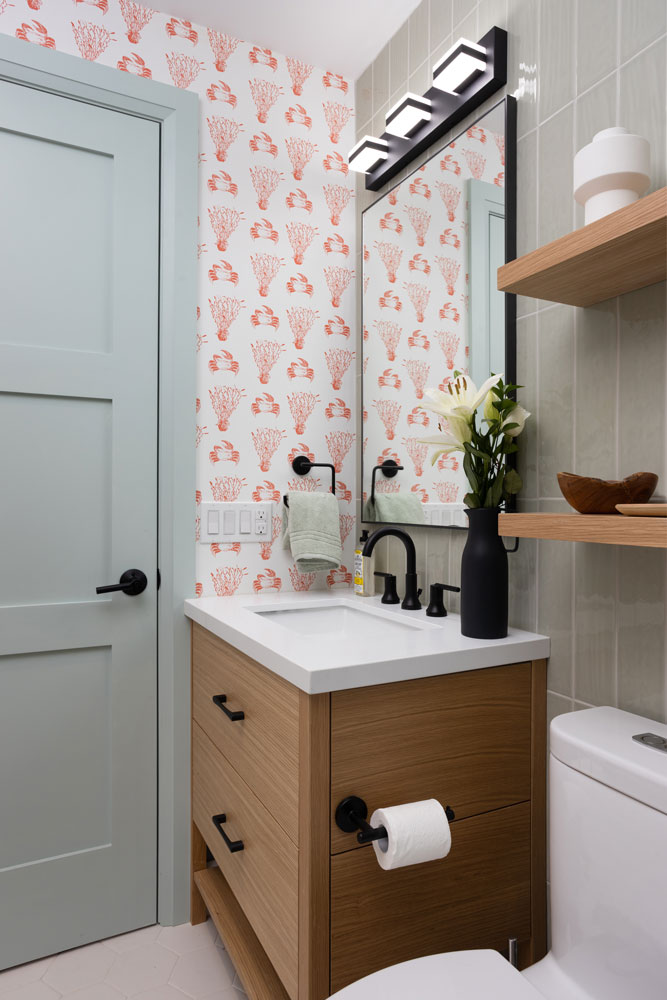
[[184, 592, 550, 694]]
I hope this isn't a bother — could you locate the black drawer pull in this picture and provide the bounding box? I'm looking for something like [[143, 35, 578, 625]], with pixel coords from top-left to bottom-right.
[[212, 813, 244, 853], [212, 693, 244, 722]]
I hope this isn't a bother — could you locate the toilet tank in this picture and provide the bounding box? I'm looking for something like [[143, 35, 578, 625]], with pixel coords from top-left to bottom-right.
[[540, 707, 667, 1000]]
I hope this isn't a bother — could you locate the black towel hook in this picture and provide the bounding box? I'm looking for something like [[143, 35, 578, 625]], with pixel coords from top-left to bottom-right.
[[370, 459, 404, 504], [283, 455, 336, 507]]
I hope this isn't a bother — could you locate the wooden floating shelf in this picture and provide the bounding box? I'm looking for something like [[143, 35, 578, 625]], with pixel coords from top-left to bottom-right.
[[498, 186, 667, 306], [498, 512, 667, 548]]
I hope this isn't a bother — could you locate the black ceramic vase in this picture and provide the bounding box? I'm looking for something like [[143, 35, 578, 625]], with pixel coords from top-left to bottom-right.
[[460, 507, 508, 639]]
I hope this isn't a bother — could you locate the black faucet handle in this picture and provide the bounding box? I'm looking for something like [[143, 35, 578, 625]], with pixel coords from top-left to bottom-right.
[[426, 582, 461, 617], [374, 571, 400, 605]]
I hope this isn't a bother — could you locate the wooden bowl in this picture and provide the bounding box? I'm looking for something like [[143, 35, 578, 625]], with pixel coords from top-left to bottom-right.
[[557, 471, 658, 514]]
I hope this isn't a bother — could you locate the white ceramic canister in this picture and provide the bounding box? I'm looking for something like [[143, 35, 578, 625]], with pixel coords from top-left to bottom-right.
[[573, 126, 650, 225]]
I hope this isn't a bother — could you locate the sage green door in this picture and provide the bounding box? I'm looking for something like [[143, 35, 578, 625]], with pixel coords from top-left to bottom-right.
[[0, 79, 159, 968]]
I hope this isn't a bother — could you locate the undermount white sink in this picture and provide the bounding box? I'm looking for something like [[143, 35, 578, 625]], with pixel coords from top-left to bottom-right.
[[184, 592, 550, 694], [252, 600, 437, 638]]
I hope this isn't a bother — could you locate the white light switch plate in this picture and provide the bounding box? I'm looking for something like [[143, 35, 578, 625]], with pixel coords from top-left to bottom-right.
[[200, 502, 274, 543], [422, 503, 468, 527]]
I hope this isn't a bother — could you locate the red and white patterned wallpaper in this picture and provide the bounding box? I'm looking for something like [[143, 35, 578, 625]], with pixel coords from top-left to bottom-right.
[[2, 0, 357, 596], [363, 123, 504, 506]]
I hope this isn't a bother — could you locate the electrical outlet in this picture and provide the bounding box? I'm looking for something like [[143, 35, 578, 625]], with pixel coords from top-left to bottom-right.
[[200, 502, 273, 543]]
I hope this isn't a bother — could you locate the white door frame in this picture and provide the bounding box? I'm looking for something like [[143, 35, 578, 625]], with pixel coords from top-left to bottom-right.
[[0, 35, 197, 926]]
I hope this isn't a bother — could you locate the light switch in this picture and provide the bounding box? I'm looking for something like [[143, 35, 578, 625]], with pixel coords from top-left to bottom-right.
[[199, 501, 273, 544]]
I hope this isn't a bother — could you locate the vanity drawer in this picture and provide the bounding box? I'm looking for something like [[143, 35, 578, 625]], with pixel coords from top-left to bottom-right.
[[330, 801, 531, 994], [330, 661, 531, 853], [192, 623, 300, 845], [192, 722, 299, 999]]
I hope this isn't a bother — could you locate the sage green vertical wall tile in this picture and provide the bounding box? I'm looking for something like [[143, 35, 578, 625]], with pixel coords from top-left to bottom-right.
[[509, 525, 537, 631], [619, 0, 667, 63], [507, 0, 539, 137], [516, 128, 537, 316], [618, 283, 666, 486], [453, 0, 476, 30], [538, 538, 573, 696], [389, 20, 409, 103], [516, 313, 538, 497], [547, 692, 574, 729], [576, 0, 618, 94], [574, 544, 617, 705], [538, 0, 575, 122], [372, 43, 390, 113], [538, 103, 574, 246], [409, 58, 432, 97], [619, 37, 667, 192], [356, 64, 373, 135], [617, 548, 666, 723], [425, 531, 451, 591], [574, 300, 617, 478], [478, 0, 508, 34], [409, 1, 430, 74], [537, 306, 574, 497], [455, 10, 478, 48], [429, 0, 453, 53]]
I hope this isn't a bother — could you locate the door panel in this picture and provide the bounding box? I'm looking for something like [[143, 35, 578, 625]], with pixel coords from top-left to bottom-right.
[[0, 79, 160, 968]]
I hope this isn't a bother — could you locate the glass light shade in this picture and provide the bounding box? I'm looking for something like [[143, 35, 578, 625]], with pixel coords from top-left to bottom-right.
[[385, 93, 432, 138], [348, 135, 389, 173], [432, 39, 487, 94]]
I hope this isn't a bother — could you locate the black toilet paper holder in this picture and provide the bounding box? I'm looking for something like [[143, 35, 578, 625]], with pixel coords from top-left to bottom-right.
[[335, 795, 455, 846]]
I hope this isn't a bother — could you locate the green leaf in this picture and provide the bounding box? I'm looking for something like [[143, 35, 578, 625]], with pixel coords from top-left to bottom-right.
[[464, 492, 480, 508], [463, 453, 480, 492], [486, 471, 505, 508], [503, 468, 523, 494]]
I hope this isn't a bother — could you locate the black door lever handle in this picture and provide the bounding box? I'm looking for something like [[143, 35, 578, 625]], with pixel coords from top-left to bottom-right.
[[96, 569, 148, 597]]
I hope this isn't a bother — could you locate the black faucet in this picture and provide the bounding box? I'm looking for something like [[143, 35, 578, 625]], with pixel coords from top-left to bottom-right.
[[362, 526, 421, 610]]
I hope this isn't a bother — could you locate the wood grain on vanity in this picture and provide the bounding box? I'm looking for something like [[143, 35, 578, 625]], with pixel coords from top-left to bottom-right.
[[190, 622, 547, 1000]]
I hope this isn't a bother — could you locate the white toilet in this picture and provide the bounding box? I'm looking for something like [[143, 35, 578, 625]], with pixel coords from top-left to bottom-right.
[[329, 706, 667, 1000]]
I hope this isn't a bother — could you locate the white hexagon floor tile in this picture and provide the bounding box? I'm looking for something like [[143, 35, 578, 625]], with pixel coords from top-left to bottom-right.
[[43, 943, 114, 995], [0, 924, 248, 1000]]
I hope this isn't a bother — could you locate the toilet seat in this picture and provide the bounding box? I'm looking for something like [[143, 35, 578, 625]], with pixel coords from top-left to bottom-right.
[[328, 949, 545, 999]]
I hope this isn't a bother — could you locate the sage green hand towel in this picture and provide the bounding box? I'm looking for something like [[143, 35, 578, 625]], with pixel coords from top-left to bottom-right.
[[283, 491, 342, 572], [363, 493, 426, 524]]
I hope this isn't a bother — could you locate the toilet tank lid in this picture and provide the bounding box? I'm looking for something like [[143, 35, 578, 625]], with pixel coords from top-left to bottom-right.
[[551, 707, 667, 815]]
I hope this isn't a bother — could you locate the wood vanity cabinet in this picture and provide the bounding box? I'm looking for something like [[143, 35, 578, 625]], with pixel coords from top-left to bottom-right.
[[190, 622, 547, 1000]]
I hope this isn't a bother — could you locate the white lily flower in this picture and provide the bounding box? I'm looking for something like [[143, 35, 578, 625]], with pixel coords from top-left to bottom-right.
[[418, 417, 471, 465], [502, 404, 530, 437], [422, 373, 503, 423], [483, 389, 499, 422]]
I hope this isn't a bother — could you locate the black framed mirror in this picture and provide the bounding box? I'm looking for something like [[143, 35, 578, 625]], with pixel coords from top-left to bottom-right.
[[361, 95, 516, 528]]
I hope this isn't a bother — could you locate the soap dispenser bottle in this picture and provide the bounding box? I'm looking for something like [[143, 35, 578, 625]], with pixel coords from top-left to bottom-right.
[[354, 530, 375, 596]]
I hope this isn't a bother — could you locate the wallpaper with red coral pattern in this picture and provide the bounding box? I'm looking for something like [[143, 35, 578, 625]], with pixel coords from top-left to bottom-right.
[[2, 0, 356, 596]]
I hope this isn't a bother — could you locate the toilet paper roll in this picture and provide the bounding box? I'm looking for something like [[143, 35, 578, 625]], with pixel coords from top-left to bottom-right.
[[370, 799, 452, 871]]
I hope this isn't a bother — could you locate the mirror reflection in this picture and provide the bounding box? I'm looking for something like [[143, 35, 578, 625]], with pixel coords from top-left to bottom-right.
[[362, 100, 512, 527]]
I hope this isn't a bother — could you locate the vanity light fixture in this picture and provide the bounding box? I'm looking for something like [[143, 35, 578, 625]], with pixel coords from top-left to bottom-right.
[[354, 26, 506, 190], [385, 93, 432, 138], [348, 135, 389, 174], [432, 38, 487, 94]]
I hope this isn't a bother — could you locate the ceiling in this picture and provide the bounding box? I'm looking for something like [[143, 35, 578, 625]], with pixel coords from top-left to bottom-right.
[[150, 0, 421, 80]]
